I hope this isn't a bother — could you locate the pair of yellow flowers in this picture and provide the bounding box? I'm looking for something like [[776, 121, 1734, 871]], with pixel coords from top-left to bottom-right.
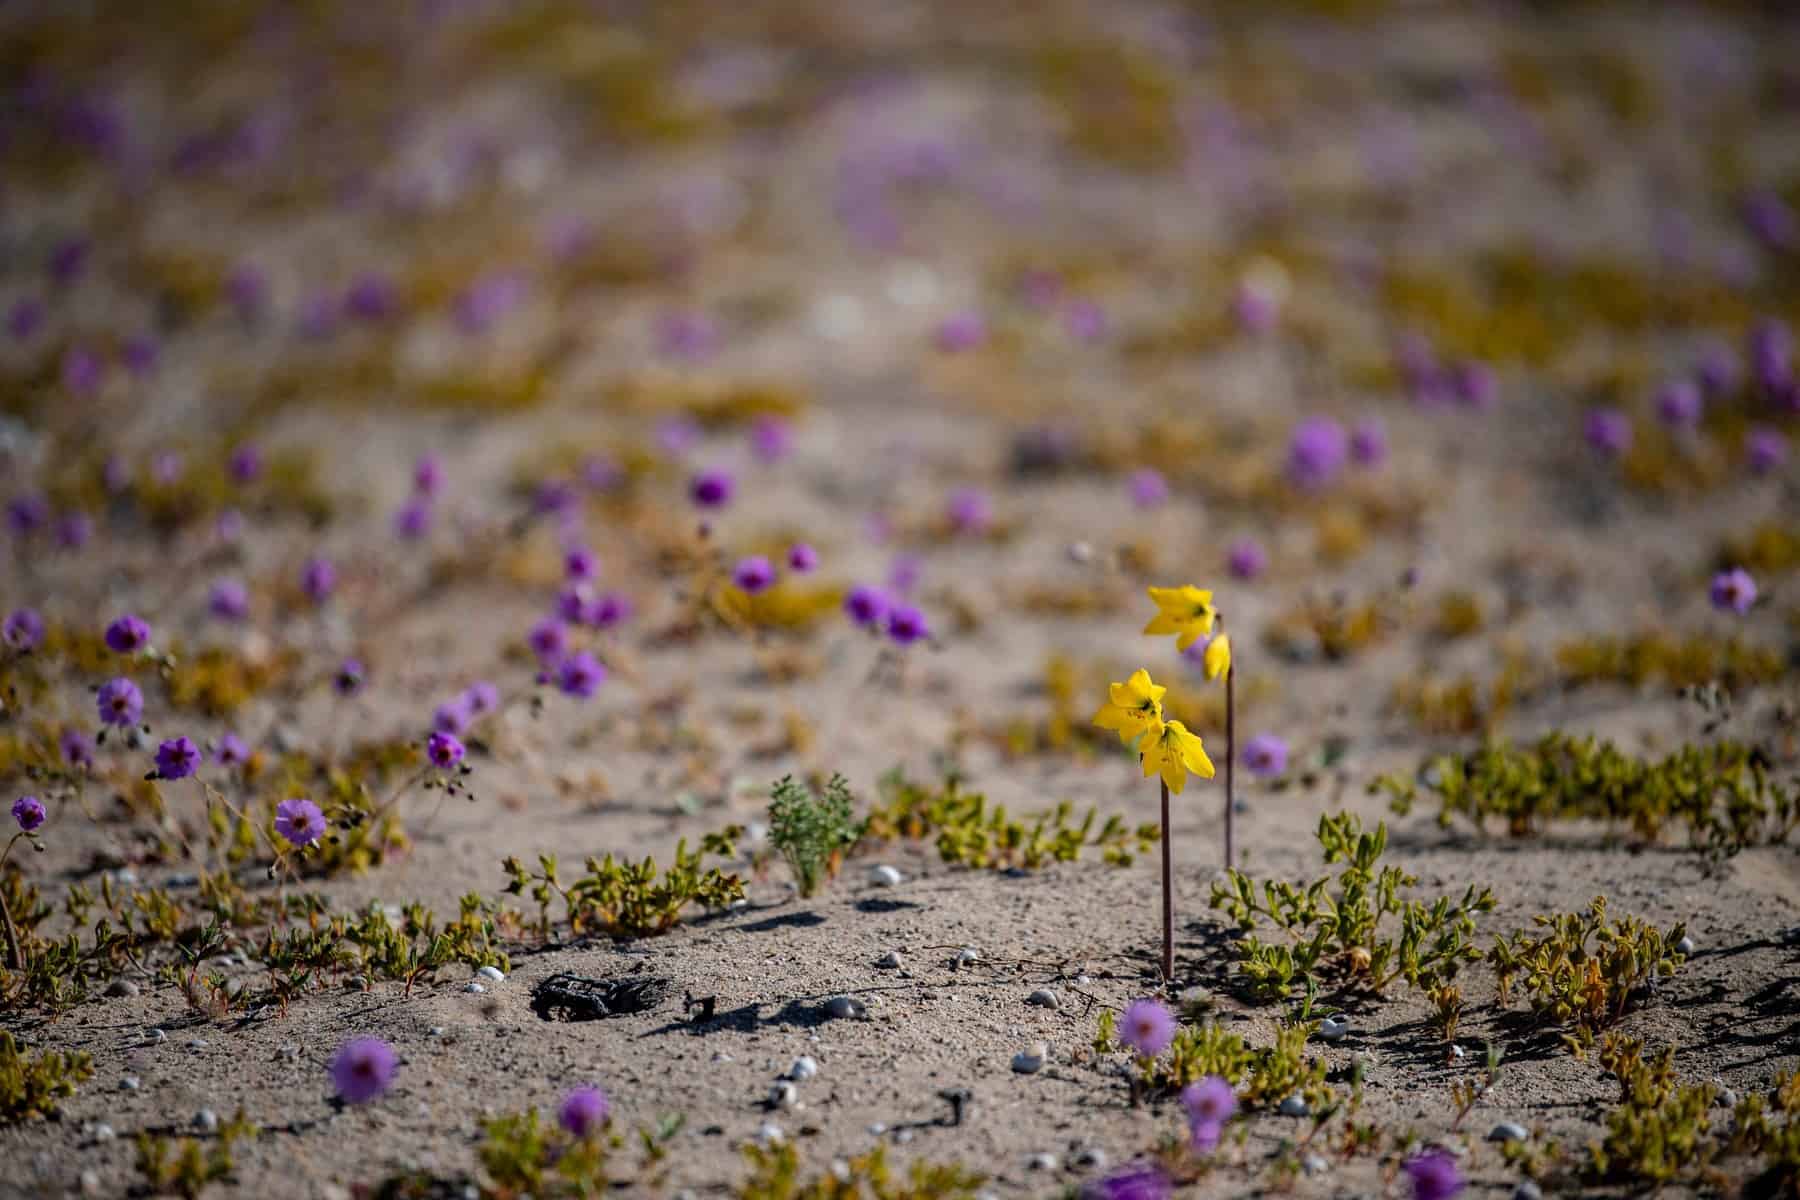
[[1093, 585, 1232, 794]]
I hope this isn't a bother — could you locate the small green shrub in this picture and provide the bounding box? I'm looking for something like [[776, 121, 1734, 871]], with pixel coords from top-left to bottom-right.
[[768, 774, 858, 898], [502, 840, 744, 940], [478, 1108, 613, 1197], [133, 1110, 255, 1198], [735, 1142, 984, 1199], [0, 1031, 93, 1125]]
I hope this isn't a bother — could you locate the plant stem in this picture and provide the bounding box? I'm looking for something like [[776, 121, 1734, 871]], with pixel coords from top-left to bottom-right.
[[0, 889, 20, 971], [1224, 663, 1236, 871], [1160, 779, 1173, 985]]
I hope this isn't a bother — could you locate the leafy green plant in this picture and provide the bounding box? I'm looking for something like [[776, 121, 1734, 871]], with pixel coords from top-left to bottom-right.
[[133, 1110, 255, 1198], [0, 1031, 93, 1126], [768, 774, 858, 897], [1131, 1018, 1334, 1113], [1209, 812, 1495, 1000], [735, 1142, 984, 1199], [478, 1107, 613, 1198], [502, 839, 744, 940], [1375, 733, 1796, 858], [861, 768, 1157, 870], [1487, 896, 1684, 1050]]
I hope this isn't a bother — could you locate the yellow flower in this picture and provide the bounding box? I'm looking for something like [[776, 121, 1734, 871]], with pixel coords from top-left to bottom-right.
[[1092, 668, 1166, 746], [1203, 633, 1232, 681], [1140, 719, 1215, 794], [1143, 585, 1218, 651]]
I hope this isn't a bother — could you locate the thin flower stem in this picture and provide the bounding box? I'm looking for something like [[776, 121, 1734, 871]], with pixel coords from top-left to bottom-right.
[[0, 830, 26, 969], [1160, 779, 1173, 985], [1224, 663, 1236, 871]]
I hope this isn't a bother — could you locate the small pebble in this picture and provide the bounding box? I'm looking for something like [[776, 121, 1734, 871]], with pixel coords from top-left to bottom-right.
[[1071, 1147, 1108, 1170], [464, 982, 486, 994], [894, 1128, 914, 1144], [120, 1076, 140, 1091], [1012, 1043, 1047, 1074], [476, 965, 505, 982], [1675, 935, 1696, 956], [954, 947, 981, 968], [1317, 1016, 1349, 1042], [876, 951, 902, 969], [788, 1056, 819, 1082], [756, 1122, 785, 1146], [1488, 1122, 1529, 1144], [867, 865, 903, 887], [1026, 1153, 1058, 1172], [145, 1028, 167, 1045], [825, 996, 866, 1020], [80, 1170, 101, 1195], [1026, 989, 1058, 1009], [429, 1026, 447, 1038], [1177, 985, 1212, 1010], [867, 1122, 887, 1136], [1301, 1152, 1329, 1177], [1278, 1095, 1310, 1117], [1450, 1044, 1468, 1060], [194, 1110, 218, 1132], [92, 1124, 115, 1142], [1717, 1088, 1738, 1108], [767, 1081, 798, 1109], [1513, 1183, 1543, 1200]]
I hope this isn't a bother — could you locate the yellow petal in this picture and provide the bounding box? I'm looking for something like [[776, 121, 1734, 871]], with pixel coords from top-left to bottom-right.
[[1203, 634, 1232, 681]]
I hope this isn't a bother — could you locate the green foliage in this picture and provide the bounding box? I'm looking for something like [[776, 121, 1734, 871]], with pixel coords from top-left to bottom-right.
[[1136, 1019, 1335, 1113], [478, 1107, 612, 1198], [1209, 812, 1496, 1001], [0, 1031, 93, 1126], [1488, 896, 1684, 1049], [768, 774, 858, 898], [1376, 733, 1796, 858], [258, 894, 507, 997], [1554, 630, 1785, 691], [502, 840, 744, 940], [734, 1142, 985, 1200], [133, 1110, 255, 1198], [862, 768, 1158, 871]]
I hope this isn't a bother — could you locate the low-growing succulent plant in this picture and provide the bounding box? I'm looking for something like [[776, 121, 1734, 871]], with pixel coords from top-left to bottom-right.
[[0, 1031, 93, 1126], [133, 1109, 255, 1199], [502, 841, 744, 940], [767, 773, 858, 898]]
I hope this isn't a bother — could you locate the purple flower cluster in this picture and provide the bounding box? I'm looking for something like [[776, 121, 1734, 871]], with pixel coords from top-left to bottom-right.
[[1119, 997, 1175, 1058], [1287, 417, 1348, 490], [1181, 1074, 1237, 1152]]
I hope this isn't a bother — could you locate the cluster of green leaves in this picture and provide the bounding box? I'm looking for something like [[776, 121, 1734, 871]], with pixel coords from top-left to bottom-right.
[[1488, 896, 1685, 1051], [502, 837, 744, 941], [735, 1142, 985, 1200], [133, 1110, 256, 1199], [1209, 812, 1496, 1000], [861, 768, 1157, 871], [1554, 630, 1785, 691], [768, 774, 858, 898], [1135, 1019, 1335, 1114], [0, 1031, 93, 1126], [477, 1108, 614, 1198], [1376, 733, 1796, 858], [253, 895, 507, 1002]]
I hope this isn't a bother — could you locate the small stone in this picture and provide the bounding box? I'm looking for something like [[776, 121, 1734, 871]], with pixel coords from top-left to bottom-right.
[[1278, 1095, 1310, 1117], [1717, 1088, 1738, 1108], [1177, 985, 1212, 1010], [1317, 1016, 1349, 1042], [145, 1028, 167, 1044], [953, 947, 981, 968], [1026, 1153, 1058, 1172], [868, 865, 903, 887], [1301, 1152, 1329, 1177], [104, 979, 139, 998], [1675, 935, 1696, 956], [80, 1170, 101, 1195], [1026, 989, 1058, 1009], [120, 1076, 140, 1091], [276, 1042, 300, 1062], [429, 1027, 447, 1038], [1450, 1043, 1468, 1060], [756, 1122, 785, 1146], [894, 1128, 914, 1144], [788, 1056, 819, 1082], [194, 1110, 218, 1132], [825, 996, 866, 1020], [92, 1124, 115, 1142], [476, 965, 505, 982], [1071, 1147, 1108, 1170], [768, 1081, 799, 1109], [464, 982, 486, 994], [1067, 542, 1094, 565], [1513, 1183, 1543, 1200], [1012, 1043, 1047, 1074], [185, 1039, 206, 1051], [1488, 1122, 1529, 1144], [876, 951, 902, 969]]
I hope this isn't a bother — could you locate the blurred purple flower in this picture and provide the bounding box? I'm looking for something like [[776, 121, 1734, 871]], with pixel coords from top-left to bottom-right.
[[655, 310, 720, 363], [934, 310, 986, 352], [97, 678, 143, 727], [1655, 380, 1702, 429], [1452, 361, 1497, 410], [1402, 1150, 1464, 1200], [1288, 417, 1348, 489], [1227, 538, 1267, 581], [947, 488, 992, 534], [413, 455, 443, 497], [60, 729, 94, 771], [122, 334, 159, 376], [1065, 298, 1107, 341], [689, 468, 735, 509], [330, 1037, 397, 1104], [228, 444, 263, 485], [750, 416, 792, 464], [426, 731, 464, 769], [154, 736, 201, 781], [1081, 1163, 1170, 1200], [1747, 427, 1789, 474], [557, 652, 606, 699], [3, 608, 44, 651], [1584, 408, 1633, 458], [8, 297, 45, 341], [787, 543, 818, 573], [1710, 568, 1756, 615], [1128, 469, 1169, 509], [527, 619, 567, 664], [733, 556, 776, 594], [559, 1085, 610, 1137], [845, 585, 889, 629], [209, 580, 250, 622], [275, 797, 326, 847], [302, 557, 336, 603], [1350, 418, 1388, 467], [214, 733, 250, 767], [1119, 998, 1175, 1057], [105, 614, 150, 654], [54, 511, 92, 551], [393, 500, 432, 540], [1242, 733, 1288, 778], [454, 273, 526, 335], [61, 346, 104, 396]]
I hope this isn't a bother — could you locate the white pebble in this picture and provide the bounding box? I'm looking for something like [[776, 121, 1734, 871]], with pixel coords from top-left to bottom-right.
[[1026, 989, 1058, 1009], [1450, 1043, 1468, 1060], [1026, 1153, 1058, 1171], [867, 1122, 887, 1136], [894, 1128, 914, 1144], [80, 1170, 101, 1195], [1278, 1095, 1310, 1117], [1301, 1152, 1329, 1176], [1675, 935, 1696, 956], [1488, 1122, 1529, 1144], [1318, 1017, 1349, 1042], [194, 1110, 218, 1132], [825, 996, 866, 1020], [476, 965, 505, 982], [767, 1081, 799, 1109], [120, 1076, 140, 1091], [867, 865, 903, 887], [145, 1028, 166, 1044], [788, 1056, 819, 1082], [876, 951, 902, 969], [92, 1124, 115, 1142], [757, 1122, 785, 1146], [1012, 1043, 1047, 1074], [464, 982, 486, 994], [954, 947, 981, 968]]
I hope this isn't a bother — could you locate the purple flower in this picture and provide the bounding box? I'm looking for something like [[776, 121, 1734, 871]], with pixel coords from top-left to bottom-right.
[[1350, 418, 1388, 467], [934, 310, 986, 352], [302, 557, 336, 603], [215, 509, 244, 543], [1451, 361, 1497, 410], [1655, 380, 1703, 429], [1233, 281, 1280, 334], [1227, 538, 1268, 581], [454, 272, 526, 335], [209, 580, 250, 622], [1750, 318, 1792, 393], [1696, 341, 1738, 397], [8, 297, 44, 341], [433, 699, 472, 736], [1190, 1116, 1225, 1153], [947, 488, 992, 534], [7, 493, 48, 537], [12, 795, 46, 833], [1119, 998, 1175, 1058], [275, 797, 326, 847], [528, 619, 567, 664], [1081, 1163, 1171, 1200], [557, 652, 606, 699], [1584, 408, 1633, 458], [1065, 298, 1107, 341], [105, 614, 150, 654], [1182, 1075, 1237, 1127], [845, 585, 890, 628], [750, 416, 792, 464], [557, 585, 595, 625], [49, 236, 90, 286], [334, 658, 365, 696], [54, 512, 92, 551], [559, 1085, 610, 1138], [154, 736, 201, 781], [888, 554, 923, 594], [589, 592, 633, 629], [3, 608, 44, 651], [97, 678, 143, 727], [533, 480, 576, 517], [393, 500, 432, 540], [565, 547, 597, 582], [1287, 417, 1349, 490], [733, 556, 777, 594], [346, 272, 398, 322], [426, 731, 465, 770], [1745, 190, 1797, 249], [60, 729, 94, 771], [689, 468, 735, 510], [330, 1037, 397, 1105], [1710, 568, 1757, 615], [581, 455, 621, 492], [122, 334, 158, 376], [214, 734, 250, 767], [657, 416, 702, 459], [1128, 469, 1169, 509], [226, 263, 267, 319], [413, 455, 443, 497], [885, 604, 931, 646], [1402, 1149, 1464, 1200], [227, 444, 264, 485], [298, 291, 342, 340], [1747, 427, 1789, 474], [1242, 734, 1289, 778], [152, 451, 184, 485], [787, 543, 818, 573], [654, 310, 720, 362]]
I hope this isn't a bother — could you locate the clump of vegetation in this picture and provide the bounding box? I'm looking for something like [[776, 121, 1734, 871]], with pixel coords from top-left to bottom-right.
[[768, 774, 858, 898], [1388, 656, 1537, 736], [502, 839, 744, 940], [1209, 812, 1496, 1000], [1554, 630, 1785, 691], [1102, 1015, 1335, 1114], [1487, 896, 1684, 1051], [133, 1110, 256, 1199], [0, 1031, 93, 1126], [735, 1142, 985, 1200], [861, 768, 1158, 871], [1263, 597, 1390, 663], [1376, 734, 1796, 858], [477, 1108, 614, 1198]]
